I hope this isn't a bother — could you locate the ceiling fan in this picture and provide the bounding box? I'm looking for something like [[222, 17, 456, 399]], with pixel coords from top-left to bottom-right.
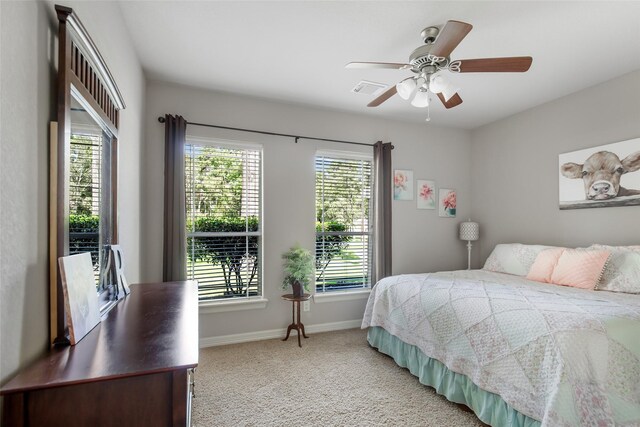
[[346, 20, 533, 118]]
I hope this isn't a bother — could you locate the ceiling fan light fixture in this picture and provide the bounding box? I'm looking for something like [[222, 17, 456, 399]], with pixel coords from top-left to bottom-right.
[[411, 89, 430, 108], [396, 78, 416, 100], [347, 19, 533, 115], [429, 74, 447, 93]]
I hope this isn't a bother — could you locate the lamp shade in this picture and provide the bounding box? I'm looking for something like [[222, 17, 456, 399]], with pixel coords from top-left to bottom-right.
[[429, 74, 448, 93], [411, 90, 430, 108], [459, 220, 479, 241], [396, 78, 416, 100]]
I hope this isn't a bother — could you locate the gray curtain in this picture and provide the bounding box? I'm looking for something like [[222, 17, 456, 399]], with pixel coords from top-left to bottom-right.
[[163, 114, 187, 282], [372, 141, 393, 284]]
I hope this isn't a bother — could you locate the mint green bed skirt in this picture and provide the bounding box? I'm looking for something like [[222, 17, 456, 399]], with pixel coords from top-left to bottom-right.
[[367, 326, 541, 427]]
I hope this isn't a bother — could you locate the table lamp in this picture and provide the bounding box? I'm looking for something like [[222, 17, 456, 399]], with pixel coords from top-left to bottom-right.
[[459, 219, 480, 270]]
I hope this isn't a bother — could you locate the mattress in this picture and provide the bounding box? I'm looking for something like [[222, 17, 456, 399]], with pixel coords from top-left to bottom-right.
[[361, 269, 640, 426]]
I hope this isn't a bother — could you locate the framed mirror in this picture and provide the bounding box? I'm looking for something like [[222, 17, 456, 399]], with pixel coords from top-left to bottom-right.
[[69, 93, 115, 302], [51, 5, 125, 344]]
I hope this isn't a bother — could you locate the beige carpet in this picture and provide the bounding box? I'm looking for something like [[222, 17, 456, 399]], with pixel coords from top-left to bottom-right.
[[192, 328, 485, 426]]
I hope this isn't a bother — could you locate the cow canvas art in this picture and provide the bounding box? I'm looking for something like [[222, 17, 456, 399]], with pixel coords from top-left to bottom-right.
[[559, 138, 640, 209]]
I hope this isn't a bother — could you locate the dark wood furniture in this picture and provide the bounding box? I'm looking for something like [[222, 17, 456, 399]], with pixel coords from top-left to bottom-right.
[[51, 4, 127, 344], [281, 293, 311, 347], [1, 281, 199, 427]]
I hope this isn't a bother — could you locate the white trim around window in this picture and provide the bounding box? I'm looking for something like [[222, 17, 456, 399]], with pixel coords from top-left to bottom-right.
[[186, 135, 263, 151], [185, 137, 264, 303], [314, 151, 374, 294], [315, 149, 373, 162], [313, 289, 371, 303], [199, 297, 269, 314]]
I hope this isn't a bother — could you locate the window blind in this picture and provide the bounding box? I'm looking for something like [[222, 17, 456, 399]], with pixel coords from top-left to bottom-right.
[[315, 153, 373, 292], [68, 131, 104, 287], [185, 142, 262, 301]]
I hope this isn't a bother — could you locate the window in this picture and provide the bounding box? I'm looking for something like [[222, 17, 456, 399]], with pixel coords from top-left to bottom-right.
[[185, 140, 262, 301], [315, 152, 373, 292], [68, 112, 113, 293]]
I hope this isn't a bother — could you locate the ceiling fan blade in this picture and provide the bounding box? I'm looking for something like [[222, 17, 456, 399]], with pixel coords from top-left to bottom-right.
[[454, 57, 533, 73], [346, 62, 411, 70], [436, 92, 463, 109], [429, 20, 473, 58], [367, 85, 397, 107]]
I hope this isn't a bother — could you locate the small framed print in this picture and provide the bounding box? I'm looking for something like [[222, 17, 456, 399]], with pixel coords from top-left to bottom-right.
[[394, 169, 413, 200], [439, 188, 456, 217], [417, 180, 436, 209]]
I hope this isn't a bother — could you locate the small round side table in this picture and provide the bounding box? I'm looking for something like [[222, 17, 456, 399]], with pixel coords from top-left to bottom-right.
[[281, 293, 311, 347]]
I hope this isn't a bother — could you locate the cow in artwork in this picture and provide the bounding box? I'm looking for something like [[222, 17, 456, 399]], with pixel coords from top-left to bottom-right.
[[561, 150, 640, 200]]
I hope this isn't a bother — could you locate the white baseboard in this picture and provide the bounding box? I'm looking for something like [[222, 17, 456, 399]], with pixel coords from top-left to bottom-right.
[[199, 319, 363, 348], [305, 319, 363, 334]]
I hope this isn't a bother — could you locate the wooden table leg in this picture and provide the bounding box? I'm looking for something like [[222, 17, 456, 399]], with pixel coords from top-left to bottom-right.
[[282, 298, 309, 347], [282, 301, 299, 341], [282, 324, 293, 341], [296, 301, 302, 347], [282, 301, 296, 342]]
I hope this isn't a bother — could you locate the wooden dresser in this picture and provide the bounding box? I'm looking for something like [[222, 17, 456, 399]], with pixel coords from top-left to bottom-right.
[[1, 281, 199, 427]]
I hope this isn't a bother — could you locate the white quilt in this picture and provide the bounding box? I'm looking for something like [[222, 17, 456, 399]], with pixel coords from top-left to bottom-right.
[[362, 270, 640, 426]]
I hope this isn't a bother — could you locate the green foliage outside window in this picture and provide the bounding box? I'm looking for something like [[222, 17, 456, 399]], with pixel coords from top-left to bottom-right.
[[69, 214, 100, 232], [187, 146, 245, 218], [187, 216, 259, 297], [68, 214, 99, 266], [315, 221, 352, 282], [70, 134, 100, 216], [186, 216, 352, 297], [315, 158, 371, 227]]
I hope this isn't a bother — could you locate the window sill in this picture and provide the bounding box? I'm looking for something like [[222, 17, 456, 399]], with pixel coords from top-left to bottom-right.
[[199, 297, 269, 314], [313, 289, 371, 304]]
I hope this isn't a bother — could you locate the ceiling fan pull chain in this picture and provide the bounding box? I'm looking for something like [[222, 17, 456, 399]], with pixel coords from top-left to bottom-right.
[[426, 103, 431, 122]]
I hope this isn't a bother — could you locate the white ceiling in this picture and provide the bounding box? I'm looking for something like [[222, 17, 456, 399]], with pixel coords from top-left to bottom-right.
[[119, 1, 640, 129]]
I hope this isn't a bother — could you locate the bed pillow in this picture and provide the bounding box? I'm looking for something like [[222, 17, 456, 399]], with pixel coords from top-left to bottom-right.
[[526, 247, 566, 283], [549, 249, 610, 290], [483, 243, 553, 276], [589, 244, 640, 253], [589, 245, 640, 294]]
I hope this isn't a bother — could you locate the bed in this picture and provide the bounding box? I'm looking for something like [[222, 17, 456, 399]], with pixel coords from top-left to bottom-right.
[[362, 269, 640, 427]]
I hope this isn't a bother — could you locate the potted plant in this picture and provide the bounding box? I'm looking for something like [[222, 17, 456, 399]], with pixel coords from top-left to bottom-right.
[[282, 244, 314, 297]]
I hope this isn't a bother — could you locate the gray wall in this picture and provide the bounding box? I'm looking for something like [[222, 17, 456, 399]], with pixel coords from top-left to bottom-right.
[[0, 1, 145, 384], [470, 70, 640, 266], [143, 81, 472, 340]]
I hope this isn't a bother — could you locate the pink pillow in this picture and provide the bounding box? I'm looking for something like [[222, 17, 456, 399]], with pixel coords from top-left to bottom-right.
[[550, 249, 610, 290], [527, 248, 566, 283]]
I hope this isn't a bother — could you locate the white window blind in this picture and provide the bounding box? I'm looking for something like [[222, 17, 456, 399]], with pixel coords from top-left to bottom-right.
[[315, 153, 373, 292], [185, 141, 262, 301], [68, 130, 108, 288]]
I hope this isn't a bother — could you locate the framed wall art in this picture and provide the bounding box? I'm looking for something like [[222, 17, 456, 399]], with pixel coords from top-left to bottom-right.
[[394, 169, 413, 200], [559, 138, 640, 209], [417, 180, 436, 209], [439, 188, 457, 218]]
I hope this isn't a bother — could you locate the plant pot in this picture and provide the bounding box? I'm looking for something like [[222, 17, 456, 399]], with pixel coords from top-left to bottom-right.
[[292, 281, 304, 297]]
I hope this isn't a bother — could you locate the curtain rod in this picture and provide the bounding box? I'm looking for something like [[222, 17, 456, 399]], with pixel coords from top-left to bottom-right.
[[157, 116, 394, 149]]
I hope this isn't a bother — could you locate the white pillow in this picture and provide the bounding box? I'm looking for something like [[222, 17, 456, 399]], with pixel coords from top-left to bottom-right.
[[483, 243, 555, 276], [589, 244, 640, 294]]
